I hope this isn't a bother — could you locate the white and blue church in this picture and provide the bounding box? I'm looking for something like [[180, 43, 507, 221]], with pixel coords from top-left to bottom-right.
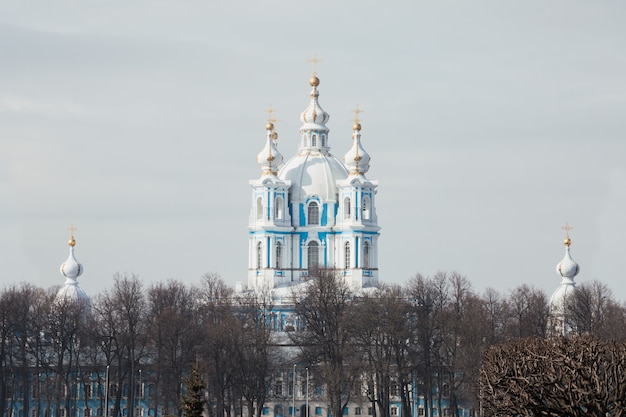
[[246, 72, 380, 292]]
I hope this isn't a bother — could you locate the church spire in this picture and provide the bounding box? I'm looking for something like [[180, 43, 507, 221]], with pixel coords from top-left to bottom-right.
[[344, 105, 371, 176], [556, 222, 579, 280], [256, 106, 283, 176], [57, 225, 89, 304]]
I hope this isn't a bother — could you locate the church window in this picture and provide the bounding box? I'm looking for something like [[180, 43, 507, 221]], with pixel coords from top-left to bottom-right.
[[256, 242, 263, 269], [344, 197, 351, 219], [363, 241, 370, 269], [275, 196, 283, 219], [362, 196, 371, 220], [84, 408, 91, 417], [321, 134, 327, 146], [308, 242, 319, 269], [312, 134, 317, 146], [308, 202, 319, 225], [355, 408, 362, 416], [256, 197, 263, 220], [276, 242, 282, 269], [344, 242, 351, 268], [390, 407, 398, 416]]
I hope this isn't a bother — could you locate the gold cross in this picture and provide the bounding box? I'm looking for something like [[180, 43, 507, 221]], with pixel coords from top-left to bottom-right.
[[266, 105, 278, 125], [353, 105, 364, 123], [67, 224, 78, 237], [307, 54, 322, 75], [562, 222, 573, 237]]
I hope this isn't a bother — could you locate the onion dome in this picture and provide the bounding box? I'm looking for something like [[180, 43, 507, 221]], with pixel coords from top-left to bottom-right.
[[549, 224, 579, 312], [299, 75, 330, 131], [555, 225, 579, 279], [57, 227, 89, 305], [344, 107, 371, 176], [256, 118, 283, 176]]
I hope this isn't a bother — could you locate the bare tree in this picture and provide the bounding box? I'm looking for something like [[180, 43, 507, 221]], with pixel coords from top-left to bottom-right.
[[232, 290, 279, 417], [92, 274, 148, 417], [355, 285, 411, 417], [198, 273, 236, 417], [480, 336, 626, 416], [291, 269, 360, 417], [146, 280, 203, 417], [506, 285, 549, 339], [564, 280, 626, 340]]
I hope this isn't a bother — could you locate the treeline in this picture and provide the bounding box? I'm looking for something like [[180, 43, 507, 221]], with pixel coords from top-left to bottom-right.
[[1, 271, 625, 417]]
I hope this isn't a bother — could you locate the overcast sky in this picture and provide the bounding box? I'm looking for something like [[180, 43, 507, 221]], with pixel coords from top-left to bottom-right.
[[1, 1, 625, 300]]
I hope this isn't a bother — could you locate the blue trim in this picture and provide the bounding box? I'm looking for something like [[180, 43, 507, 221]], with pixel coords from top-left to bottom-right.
[[321, 203, 328, 226], [355, 236, 359, 266], [299, 203, 305, 226]]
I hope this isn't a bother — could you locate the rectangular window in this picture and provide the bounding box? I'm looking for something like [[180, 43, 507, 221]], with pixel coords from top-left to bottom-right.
[[84, 384, 92, 400], [262, 408, 270, 415], [443, 409, 450, 417], [315, 408, 322, 415], [390, 408, 398, 416], [367, 408, 373, 416], [355, 408, 361, 416], [31, 409, 37, 417], [275, 382, 283, 396], [418, 409, 424, 416], [84, 408, 91, 417], [343, 408, 348, 415]]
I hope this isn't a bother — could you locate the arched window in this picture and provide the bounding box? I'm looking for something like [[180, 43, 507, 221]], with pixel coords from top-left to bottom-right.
[[256, 197, 263, 220], [275, 241, 282, 269], [344, 242, 351, 268], [362, 196, 371, 220], [275, 196, 283, 220], [312, 134, 317, 147], [308, 202, 319, 225], [256, 242, 263, 269], [308, 242, 319, 269], [363, 241, 370, 269], [343, 197, 351, 219]]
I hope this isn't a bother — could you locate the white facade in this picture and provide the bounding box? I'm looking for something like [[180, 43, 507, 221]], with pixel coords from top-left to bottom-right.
[[247, 74, 380, 291]]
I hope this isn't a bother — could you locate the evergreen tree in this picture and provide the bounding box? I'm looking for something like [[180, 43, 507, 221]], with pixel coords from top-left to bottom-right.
[[182, 364, 206, 417]]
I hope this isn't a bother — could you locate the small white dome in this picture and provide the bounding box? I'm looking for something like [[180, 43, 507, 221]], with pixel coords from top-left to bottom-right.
[[56, 233, 89, 306], [556, 246, 579, 278]]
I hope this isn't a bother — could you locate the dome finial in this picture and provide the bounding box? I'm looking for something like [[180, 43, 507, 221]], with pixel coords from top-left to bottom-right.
[[352, 105, 363, 131], [307, 54, 321, 86], [561, 222, 573, 247], [67, 224, 78, 247], [257, 106, 283, 176]]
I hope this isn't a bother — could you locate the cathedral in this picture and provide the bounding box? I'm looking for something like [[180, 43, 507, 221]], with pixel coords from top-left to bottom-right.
[[246, 71, 380, 292]]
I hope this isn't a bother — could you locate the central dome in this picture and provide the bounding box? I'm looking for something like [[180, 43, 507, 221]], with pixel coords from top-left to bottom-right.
[[278, 152, 348, 202]]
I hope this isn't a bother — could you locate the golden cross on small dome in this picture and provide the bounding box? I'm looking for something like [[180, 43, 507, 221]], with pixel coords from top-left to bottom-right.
[[307, 54, 322, 75], [561, 222, 573, 247], [265, 105, 278, 125], [562, 222, 573, 238], [352, 105, 364, 123], [67, 224, 78, 247], [67, 224, 78, 237]]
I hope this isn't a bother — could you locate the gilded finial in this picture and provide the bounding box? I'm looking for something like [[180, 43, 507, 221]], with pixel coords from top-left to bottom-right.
[[561, 222, 573, 247], [352, 105, 364, 131], [265, 105, 278, 131], [67, 224, 78, 247], [307, 54, 321, 86]]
